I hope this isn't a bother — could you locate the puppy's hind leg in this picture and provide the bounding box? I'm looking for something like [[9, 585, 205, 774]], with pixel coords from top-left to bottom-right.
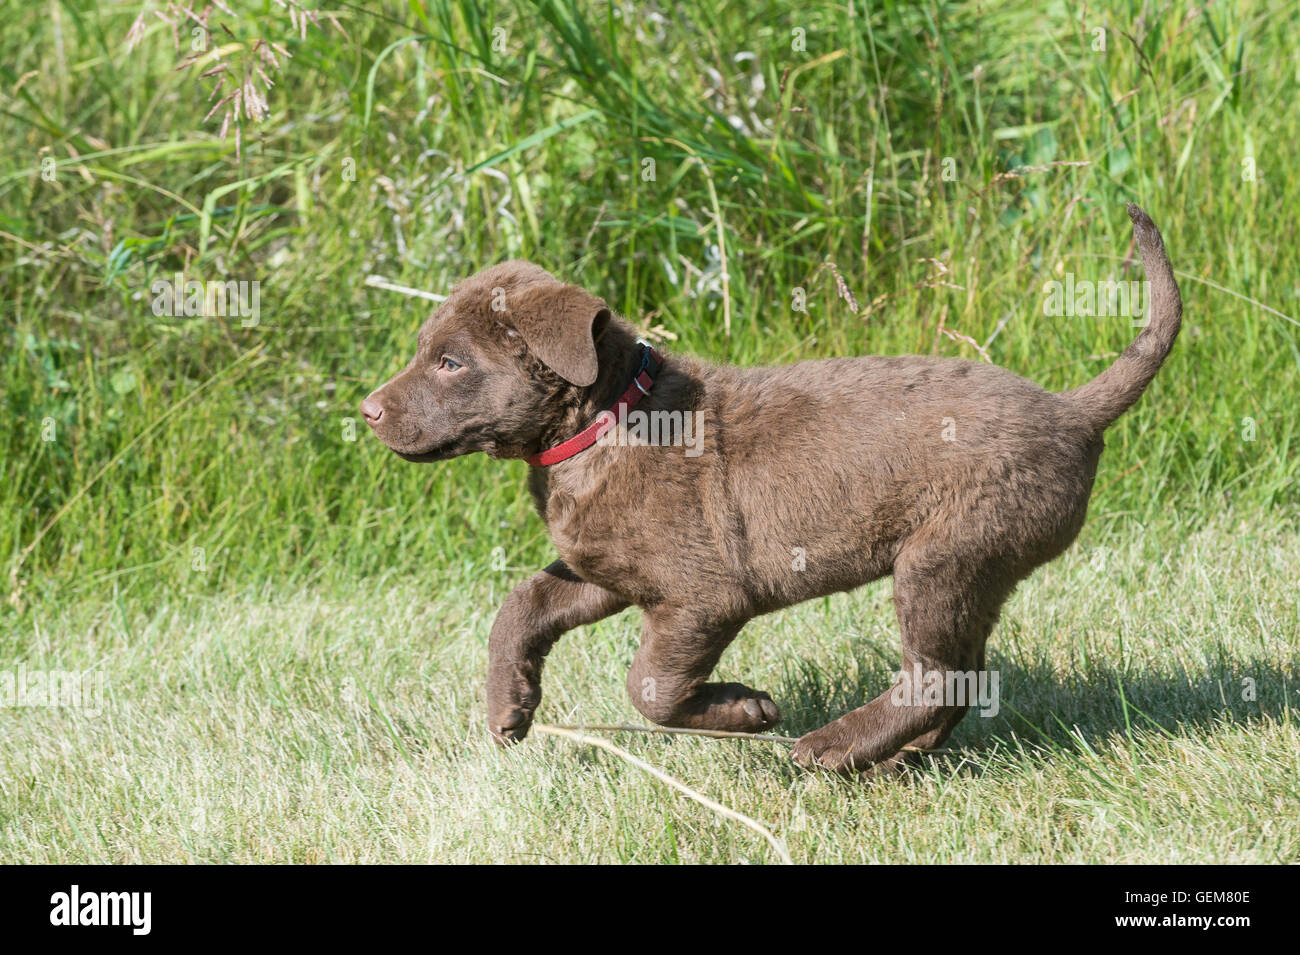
[[626, 607, 780, 732], [867, 644, 989, 780], [793, 547, 1009, 776]]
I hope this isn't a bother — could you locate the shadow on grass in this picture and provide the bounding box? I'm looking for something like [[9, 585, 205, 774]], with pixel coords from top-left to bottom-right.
[[773, 648, 1295, 779]]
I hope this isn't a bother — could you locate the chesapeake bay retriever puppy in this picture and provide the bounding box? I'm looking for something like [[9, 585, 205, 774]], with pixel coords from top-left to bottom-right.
[[361, 203, 1181, 775]]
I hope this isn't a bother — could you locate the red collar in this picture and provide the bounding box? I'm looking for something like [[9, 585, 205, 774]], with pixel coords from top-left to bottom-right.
[[526, 343, 662, 467]]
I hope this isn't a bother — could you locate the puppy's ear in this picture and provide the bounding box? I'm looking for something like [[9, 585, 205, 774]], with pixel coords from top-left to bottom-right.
[[505, 281, 610, 387]]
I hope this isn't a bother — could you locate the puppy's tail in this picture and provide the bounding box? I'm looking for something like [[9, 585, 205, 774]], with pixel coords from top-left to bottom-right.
[[1062, 203, 1182, 433]]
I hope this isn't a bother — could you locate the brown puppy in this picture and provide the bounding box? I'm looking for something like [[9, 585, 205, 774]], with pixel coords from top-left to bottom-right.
[[361, 204, 1181, 775]]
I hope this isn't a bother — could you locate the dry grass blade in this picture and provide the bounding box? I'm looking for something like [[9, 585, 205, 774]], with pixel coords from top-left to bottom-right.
[[549, 722, 799, 743], [543, 722, 951, 754], [533, 725, 793, 864], [364, 275, 448, 302]]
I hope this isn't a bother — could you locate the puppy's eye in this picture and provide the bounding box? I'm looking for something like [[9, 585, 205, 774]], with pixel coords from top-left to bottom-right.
[[440, 356, 463, 372]]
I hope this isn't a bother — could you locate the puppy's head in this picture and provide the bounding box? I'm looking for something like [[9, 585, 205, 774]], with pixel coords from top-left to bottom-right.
[[361, 261, 610, 461]]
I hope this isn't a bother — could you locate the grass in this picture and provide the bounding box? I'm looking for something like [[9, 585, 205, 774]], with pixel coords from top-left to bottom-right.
[[1, 0, 1298, 863], [3, 511, 1296, 863]]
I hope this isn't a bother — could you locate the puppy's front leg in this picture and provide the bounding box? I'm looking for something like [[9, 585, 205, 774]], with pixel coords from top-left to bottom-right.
[[487, 560, 628, 744], [626, 608, 781, 732]]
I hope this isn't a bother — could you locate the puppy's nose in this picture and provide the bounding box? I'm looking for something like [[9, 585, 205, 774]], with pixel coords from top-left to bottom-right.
[[360, 395, 384, 426]]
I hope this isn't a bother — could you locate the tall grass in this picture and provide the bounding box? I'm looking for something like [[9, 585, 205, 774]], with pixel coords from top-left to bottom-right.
[[1, 0, 1297, 627]]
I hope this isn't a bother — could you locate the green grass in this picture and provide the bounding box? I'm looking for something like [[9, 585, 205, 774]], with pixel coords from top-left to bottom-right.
[[1, 0, 1298, 863], [3, 511, 1296, 863]]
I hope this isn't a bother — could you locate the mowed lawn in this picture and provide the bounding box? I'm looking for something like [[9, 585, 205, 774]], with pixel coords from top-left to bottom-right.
[[3, 511, 1295, 864]]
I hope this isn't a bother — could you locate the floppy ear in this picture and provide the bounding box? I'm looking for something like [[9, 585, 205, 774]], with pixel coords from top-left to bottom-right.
[[505, 281, 610, 387]]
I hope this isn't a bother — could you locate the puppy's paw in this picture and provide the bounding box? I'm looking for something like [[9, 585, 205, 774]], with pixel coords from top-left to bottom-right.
[[488, 706, 535, 745], [791, 721, 854, 773], [487, 679, 541, 745], [792, 720, 900, 777], [699, 683, 782, 732]]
